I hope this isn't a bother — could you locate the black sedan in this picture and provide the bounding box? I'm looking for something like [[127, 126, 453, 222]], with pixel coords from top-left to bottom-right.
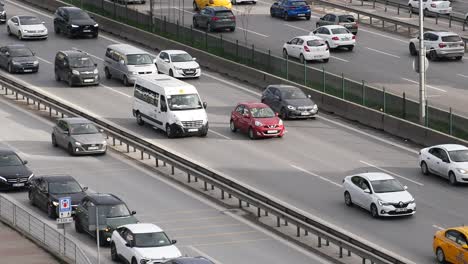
[[28, 175, 88, 218], [261, 84, 318, 119], [0, 44, 39, 73], [0, 148, 34, 190], [53, 6, 98, 38]]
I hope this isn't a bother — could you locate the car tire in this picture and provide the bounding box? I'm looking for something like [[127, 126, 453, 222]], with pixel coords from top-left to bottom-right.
[[68, 144, 76, 156], [28, 191, 35, 206], [193, 18, 199, 28], [436, 247, 446, 263], [348, 46, 354, 51], [52, 134, 58, 147], [123, 75, 130, 86], [131, 258, 138, 264], [449, 172, 457, 185], [47, 203, 56, 219], [75, 219, 84, 233], [7, 63, 13, 74], [7, 26, 11, 36], [325, 41, 330, 49], [283, 12, 289, 21], [136, 112, 145, 126], [169, 69, 174, 77], [282, 49, 288, 59], [306, 15, 311, 20], [455, 56, 463, 61], [18, 31, 23, 40], [166, 124, 175, 138], [270, 9, 274, 17], [323, 58, 329, 63], [420, 161, 429, 175], [55, 72, 61, 82], [299, 54, 306, 64], [230, 27, 235, 32], [344, 191, 353, 206], [409, 43, 417, 56], [110, 243, 118, 261], [280, 108, 288, 120], [428, 50, 438, 61], [230, 120, 237, 132], [104, 67, 112, 79], [370, 203, 379, 218], [200, 124, 208, 137], [68, 76, 74, 87], [248, 127, 255, 140]]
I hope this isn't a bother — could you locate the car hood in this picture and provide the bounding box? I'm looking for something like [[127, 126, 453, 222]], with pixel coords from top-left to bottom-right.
[[133, 245, 182, 260], [375, 191, 413, 203], [70, 19, 96, 26], [0, 165, 32, 179], [11, 56, 37, 63], [453, 162, 468, 169], [72, 133, 105, 144], [49, 192, 87, 206], [254, 117, 282, 126], [106, 215, 138, 229], [172, 108, 207, 122], [172, 61, 199, 69], [283, 98, 315, 108], [21, 24, 47, 31]]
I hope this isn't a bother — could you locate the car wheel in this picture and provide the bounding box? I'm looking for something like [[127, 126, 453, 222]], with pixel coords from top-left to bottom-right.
[[7, 26, 11, 36], [7, 63, 13, 73], [325, 41, 330, 49], [18, 31, 22, 40], [436, 247, 446, 263], [270, 9, 274, 17], [110, 243, 118, 261], [104, 67, 112, 79], [455, 56, 463, 61], [136, 112, 145, 126], [52, 134, 58, 147], [169, 69, 174, 77], [280, 108, 288, 120], [54, 25, 60, 34], [230, 120, 237, 132], [47, 203, 56, 219], [323, 58, 329, 63], [68, 76, 74, 87], [28, 191, 35, 206], [193, 1, 199, 11], [306, 15, 311, 20], [299, 54, 306, 64], [283, 12, 289, 21], [75, 219, 84, 233], [420, 161, 429, 175], [344, 191, 353, 206], [282, 49, 288, 59], [409, 43, 417, 56], [55, 72, 61, 82], [68, 144, 76, 156], [123, 75, 130, 86], [230, 27, 236, 32], [370, 203, 379, 218], [131, 258, 138, 264], [449, 172, 457, 185], [348, 46, 354, 51], [166, 124, 175, 138], [199, 124, 208, 137], [248, 127, 255, 139], [193, 18, 199, 28], [428, 50, 437, 61]]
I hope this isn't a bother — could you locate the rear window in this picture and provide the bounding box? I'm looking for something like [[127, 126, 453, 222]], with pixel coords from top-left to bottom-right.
[[306, 39, 326, 47], [441, 35, 461, 42], [290, 1, 307, 6], [339, 15, 355, 23], [331, 28, 349, 34], [215, 11, 233, 17]]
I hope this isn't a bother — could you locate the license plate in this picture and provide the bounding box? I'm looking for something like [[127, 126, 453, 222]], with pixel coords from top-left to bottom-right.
[[23, 69, 33, 72], [267, 130, 278, 134], [83, 79, 94, 83], [449, 44, 458, 47], [297, 14, 305, 16], [342, 38, 350, 41], [395, 208, 407, 212], [88, 146, 99, 150], [314, 55, 323, 58], [83, 29, 91, 32], [188, 128, 198, 132], [186, 70, 195, 73], [301, 112, 310, 115], [12, 183, 24, 187]]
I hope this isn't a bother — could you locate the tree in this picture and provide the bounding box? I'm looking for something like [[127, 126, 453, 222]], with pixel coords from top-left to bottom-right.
[[236, 3, 255, 45]]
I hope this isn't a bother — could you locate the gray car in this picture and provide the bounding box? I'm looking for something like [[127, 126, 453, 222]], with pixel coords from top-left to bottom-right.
[[193, 6, 236, 32], [316, 13, 358, 35], [52, 117, 107, 155]]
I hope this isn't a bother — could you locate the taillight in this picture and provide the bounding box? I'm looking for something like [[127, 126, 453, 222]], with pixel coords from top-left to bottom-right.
[[211, 16, 219, 21], [431, 3, 436, 7], [460, 43, 465, 47], [288, 6, 296, 9], [352, 35, 356, 39], [439, 43, 447, 48], [303, 46, 310, 52], [332, 36, 339, 41], [231, 16, 236, 20]]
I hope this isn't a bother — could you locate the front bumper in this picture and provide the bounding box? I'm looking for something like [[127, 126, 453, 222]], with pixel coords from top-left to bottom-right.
[[378, 203, 416, 217], [69, 27, 98, 37], [455, 171, 468, 183], [72, 143, 107, 155], [172, 68, 201, 78], [287, 108, 318, 118], [252, 126, 285, 138], [21, 33, 48, 39], [11, 64, 39, 73], [70, 74, 100, 86], [0, 177, 31, 190], [0, 17, 6, 23], [169, 123, 208, 137]]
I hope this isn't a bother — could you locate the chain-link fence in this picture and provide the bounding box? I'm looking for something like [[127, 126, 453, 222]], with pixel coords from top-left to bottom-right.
[[0, 195, 92, 264], [62, 0, 468, 141]]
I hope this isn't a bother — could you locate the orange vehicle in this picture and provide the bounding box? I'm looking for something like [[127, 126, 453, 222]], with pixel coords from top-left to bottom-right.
[[193, 0, 232, 11], [433, 226, 468, 263]]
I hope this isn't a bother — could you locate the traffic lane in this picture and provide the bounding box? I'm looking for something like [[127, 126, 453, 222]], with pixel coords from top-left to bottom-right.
[[0, 98, 331, 264]]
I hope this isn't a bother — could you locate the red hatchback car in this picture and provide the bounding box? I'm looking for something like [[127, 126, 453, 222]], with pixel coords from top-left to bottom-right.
[[230, 102, 285, 139]]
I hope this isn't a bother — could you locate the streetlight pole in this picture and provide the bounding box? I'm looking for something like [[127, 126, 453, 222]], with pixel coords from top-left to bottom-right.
[[418, 0, 426, 125]]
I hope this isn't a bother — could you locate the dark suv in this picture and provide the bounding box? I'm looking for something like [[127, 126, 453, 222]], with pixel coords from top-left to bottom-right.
[[0, 3, 6, 24], [53, 7, 98, 38], [0, 148, 34, 190], [0, 44, 39, 73], [54, 50, 99, 87], [193, 6, 236, 32], [74, 193, 138, 245]]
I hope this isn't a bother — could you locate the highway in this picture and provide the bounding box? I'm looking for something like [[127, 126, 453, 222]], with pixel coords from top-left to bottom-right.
[[3, 1, 468, 263], [0, 87, 333, 264]]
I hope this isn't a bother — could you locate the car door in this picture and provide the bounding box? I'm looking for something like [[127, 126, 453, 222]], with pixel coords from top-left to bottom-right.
[[454, 232, 468, 264], [286, 38, 299, 58], [360, 179, 374, 210], [437, 149, 451, 177], [114, 227, 129, 260], [9, 17, 19, 36], [232, 104, 244, 130], [443, 230, 463, 263], [159, 95, 169, 129], [120, 230, 135, 262], [262, 87, 274, 107], [347, 176, 364, 206], [57, 120, 70, 147], [61, 57, 71, 81], [271, 88, 283, 112], [0, 47, 7, 69], [328, 14, 337, 26], [296, 38, 305, 57], [239, 107, 252, 133], [427, 148, 444, 177], [158, 52, 170, 74], [35, 179, 50, 211], [317, 14, 328, 27], [79, 200, 92, 235]]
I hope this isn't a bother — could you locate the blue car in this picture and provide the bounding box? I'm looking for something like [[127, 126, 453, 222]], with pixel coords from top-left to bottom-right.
[[270, 0, 311, 21]]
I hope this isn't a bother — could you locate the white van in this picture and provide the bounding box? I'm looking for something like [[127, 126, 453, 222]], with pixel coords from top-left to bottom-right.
[[132, 74, 209, 138], [104, 44, 158, 86]]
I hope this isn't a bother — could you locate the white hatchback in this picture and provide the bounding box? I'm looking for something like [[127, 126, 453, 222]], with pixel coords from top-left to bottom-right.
[[7, 15, 48, 40], [408, 0, 452, 15], [283, 35, 330, 63], [419, 144, 468, 185], [111, 223, 182, 264], [155, 50, 201, 78], [311, 25, 355, 51], [343, 172, 416, 218]]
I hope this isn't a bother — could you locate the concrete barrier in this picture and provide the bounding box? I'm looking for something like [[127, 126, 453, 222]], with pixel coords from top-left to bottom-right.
[[16, 0, 468, 148]]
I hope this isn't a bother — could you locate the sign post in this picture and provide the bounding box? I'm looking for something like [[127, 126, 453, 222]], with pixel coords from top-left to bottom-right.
[[57, 197, 73, 256]]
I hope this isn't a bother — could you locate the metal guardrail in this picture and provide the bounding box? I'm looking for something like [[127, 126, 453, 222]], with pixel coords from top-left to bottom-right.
[[0, 194, 92, 264], [0, 71, 413, 263]]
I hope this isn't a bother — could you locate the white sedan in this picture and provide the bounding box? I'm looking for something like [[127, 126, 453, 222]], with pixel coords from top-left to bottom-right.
[[283, 35, 330, 63], [419, 144, 468, 185], [343, 172, 416, 218], [155, 50, 201, 78], [7, 15, 48, 40], [311, 25, 355, 51], [408, 0, 451, 15]]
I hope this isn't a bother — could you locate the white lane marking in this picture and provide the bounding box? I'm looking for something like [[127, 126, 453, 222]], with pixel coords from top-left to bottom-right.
[[187, 245, 224, 264], [457, 73, 468, 79], [358, 28, 407, 44], [236, 27, 269, 38], [208, 129, 231, 140], [359, 160, 424, 186], [7, 0, 54, 18], [432, 224, 444, 230], [174, 7, 195, 14], [365, 47, 401, 58], [100, 83, 132, 98], [401, 78, 447, 92], [330, 55, 349, 62], [290, 164, 342, 187], [204, 72, 261, 96], [284, 23, 309, 32], [37, 56, 52, 64]]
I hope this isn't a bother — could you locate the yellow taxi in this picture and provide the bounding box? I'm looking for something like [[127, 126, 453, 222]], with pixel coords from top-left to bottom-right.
[[193, 0, 232, 10], [433, 226, 468, 263]]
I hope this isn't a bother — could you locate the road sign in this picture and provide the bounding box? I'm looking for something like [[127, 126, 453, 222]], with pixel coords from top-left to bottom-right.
[[59, 197, 72, 218], [56, 217, 73, 224]]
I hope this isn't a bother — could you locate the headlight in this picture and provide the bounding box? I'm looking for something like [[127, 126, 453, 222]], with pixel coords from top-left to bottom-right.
[[457, 168, 468, 174], [71, 24, 79, 28], [130, 71, 138, 75], [174, 118, 183, 126], [287, 105, 296, 110], [52, 201, 59, 206], [33, 61, 39, 66], [312, 104, 318, 110], [74, 141, 82, 146], [93, 68, 99, 74], [12, 61, 21, 65], [101, 140, 107, 145], [94, 23, 99, 27], [0, 176, 7, 182], [409, 199, 415, 204], [254, 121, 263, 127], [72, 70, 80, 75], [377, 199, 391, 206], [28, 173, 35, 180], [104, 227, 110, 232], [195, 66, 200, 70], [174, 67, 182, 70], [278, 119, 283, 126]]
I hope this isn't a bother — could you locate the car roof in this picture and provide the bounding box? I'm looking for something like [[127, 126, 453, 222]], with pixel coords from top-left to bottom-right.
[[162, 50, 189, 55], [297, 35, 324, 41], [59, 50, 90, 58], [86, 193, 123, 205], [451, 226, 468, 234], [60, 6, 84, 13], [428, 31, 459, 36], [59, 117, 92, 124], [171, 257, 214, 264], [268, 84, 300, 91], [107, 44, 147, 55], [359, 172, 394, 181], [239, 102, 270, 108], [434, 144, 468, 151], [17, 15, 37, 19], [321, 25, 347, 29], [0, 148, 17, 155], [123, 223, 163, 233], [40, 175, 78, 182], [206, 6, 231, 11]]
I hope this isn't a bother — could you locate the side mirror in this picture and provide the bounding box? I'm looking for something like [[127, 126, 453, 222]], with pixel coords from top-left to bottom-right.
[[312, 30, 317, 34], [192, 57, 197, 61], [42, 21, 45, 24], [23, 160, 28, 165], [203, 102, 207, 109], [14, 23, 19, 26], [463, 245, 468, 250], [82, 186, 88, 191], [94, 63, 98, 67], [171, 240, 177, 244], [286, 41, 291, 44], [164, 59, 170, 63], [363, 188, 371, 194], [125, 242, 132, 248], [32, 52, 36, 56], [99, 129, 104, 133], [243, 113, 250, 118], [307, 94, 311, 98], [119, 60, 125, 65], [404, 186, 408, 190], [131, 210, 136, 215], [275, 112, 279, 117]]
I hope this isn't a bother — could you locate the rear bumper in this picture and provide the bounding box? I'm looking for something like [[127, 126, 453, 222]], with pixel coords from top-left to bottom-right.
[[436, 50, 464, 58], [287, 10, 311, 17], [212, 22, 236, 30]]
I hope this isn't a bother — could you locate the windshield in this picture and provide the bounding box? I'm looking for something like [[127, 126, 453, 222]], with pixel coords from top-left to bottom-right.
[[442, 36, 462, 42], [99, 204, 131, 218], [10, 48, 33, 57], [49, 180, 82, 194], [19, 16, 41, 25], [0, 154, 23, 167], [134, 232, 172, 247], [167, 94, 203, 111], [281, 88, 307, 99], [371, 179, 405, 193], [69, 11, 91, 20], [250, 107, 275, 118], [69, 57, 95, 68], [448, 150, 468, 162], [70, 123, 100, 135], [170, 53, 193, 62], [306, 39, 326, 47], [290, 1, 307, 6], [127, 54, 153, 65], [331, 28, 350, 34]]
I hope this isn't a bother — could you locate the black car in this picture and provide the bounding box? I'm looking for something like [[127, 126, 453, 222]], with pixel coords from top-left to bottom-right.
[[74, 193, 138, 245], [261, 85, 318, 119], [53, 6, 98, 38], [162, 257, 214, 264], [0, 3, 6, 24], [54, 50, 99, 87], [0, 44, 39, 73], [193, 6, 236, 32], [28, 175, 88, 218], [0, 148, 34, 190]]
